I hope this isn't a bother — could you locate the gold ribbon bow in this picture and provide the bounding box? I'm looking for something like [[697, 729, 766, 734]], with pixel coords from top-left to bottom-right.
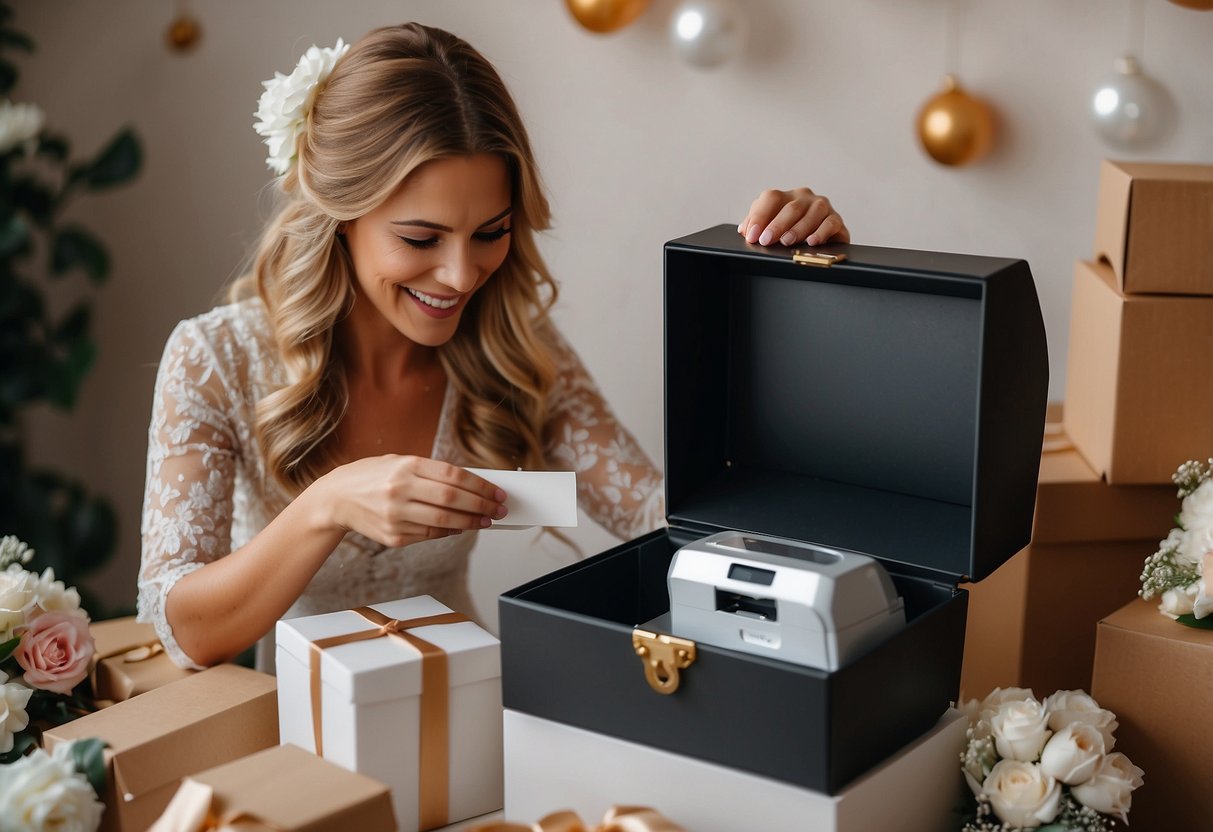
[[88, 636, 166, 700], [308, 605, 468, 832], [471, 806, 686, 832], [148, 779, 286, 832]]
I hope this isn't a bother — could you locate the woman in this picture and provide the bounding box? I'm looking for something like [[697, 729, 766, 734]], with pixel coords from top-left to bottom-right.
[[137, 23, 848, 670]]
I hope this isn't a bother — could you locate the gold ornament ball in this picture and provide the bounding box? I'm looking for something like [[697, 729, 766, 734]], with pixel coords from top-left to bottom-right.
[[565, 0, 650, 33], [1167, 0, 1213, 9], [166, 15, 202, 52], [916, 76, 996, 167]]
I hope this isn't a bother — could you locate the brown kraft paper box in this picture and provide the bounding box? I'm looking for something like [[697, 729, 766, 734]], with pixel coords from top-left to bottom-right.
[[960, 411, 1173, 698], [151, 744, 396, 832], [44, 664, 278, 832], [1093, 159, 1213, 296], [88, 617, 195, 705], [1063, 259, 1213, 484], [1091, 598, 1213, 830]]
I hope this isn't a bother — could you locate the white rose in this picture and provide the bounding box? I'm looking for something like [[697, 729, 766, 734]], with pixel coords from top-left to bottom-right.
[[1043, 690, 1119, 752], [0, 565, 36, 641], [1038, 722, 1105, 785], [977, 687, 1035, 721], [0, 100, 44, 155], [26, 568, 85, 620], [982, 760, 1062, 828], [253, 39, 350, 174], [1194, 556, 1213, 620], [1158, 582, 1199, 619], [0, 741, 104, 832], [1179, 480, 1213, 564], [990, 697, 1052, 762], [1070, 752, 1144, 823], [0, 670, 33, 754]]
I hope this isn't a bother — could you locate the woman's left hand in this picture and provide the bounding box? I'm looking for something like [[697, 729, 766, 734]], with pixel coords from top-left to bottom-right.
[[738, 187, 849, 248]]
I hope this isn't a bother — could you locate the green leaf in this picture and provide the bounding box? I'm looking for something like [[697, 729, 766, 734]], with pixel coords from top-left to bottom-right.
[[51, 226, 109, 283], [11, 176, 57, 227], [70, 738, 109, 798], [0, 29, 34, 52], [0, 731, 37, 764], [80, 128, 142, 189], [1176, 613, 1213, 630], [0, 634, 19, 662], [37, 132, 70, 163], [0, 57, 16, 95], [55, 302, 91, 343], [0, 212, 29, 257], [63, 494, 116, 574]]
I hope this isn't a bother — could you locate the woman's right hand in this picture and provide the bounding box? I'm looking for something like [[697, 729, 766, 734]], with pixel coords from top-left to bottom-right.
[[313, 455, 508, 548]]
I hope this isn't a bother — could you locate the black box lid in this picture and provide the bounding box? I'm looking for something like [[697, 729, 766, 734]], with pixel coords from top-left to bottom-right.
[[664, 225, 1049, 584]]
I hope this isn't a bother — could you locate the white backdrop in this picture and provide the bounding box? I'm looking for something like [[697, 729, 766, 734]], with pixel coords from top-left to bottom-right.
[[15, 0, 1213, 626]]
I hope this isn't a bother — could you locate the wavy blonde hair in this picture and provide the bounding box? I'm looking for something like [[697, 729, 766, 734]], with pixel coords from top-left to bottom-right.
[[230, 23, 559, 494]]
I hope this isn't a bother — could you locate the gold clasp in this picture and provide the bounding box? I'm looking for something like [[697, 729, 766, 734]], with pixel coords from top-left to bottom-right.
[[632, 629, 697, 695], [792, 250, 846, 267]]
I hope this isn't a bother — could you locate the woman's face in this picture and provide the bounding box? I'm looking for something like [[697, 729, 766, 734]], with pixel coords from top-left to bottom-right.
[[343, 153, 513, 348]]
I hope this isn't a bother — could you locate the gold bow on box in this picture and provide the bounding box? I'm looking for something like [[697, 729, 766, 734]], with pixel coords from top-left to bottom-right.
[[148, 779, 280, 832], [471, 806, 686, 832], [88, 616, 194, 704]]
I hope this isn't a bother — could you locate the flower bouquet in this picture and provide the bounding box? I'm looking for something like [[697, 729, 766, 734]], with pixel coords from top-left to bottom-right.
[[1139, 458, 1213, 626], [958, 689, 1143, 831]]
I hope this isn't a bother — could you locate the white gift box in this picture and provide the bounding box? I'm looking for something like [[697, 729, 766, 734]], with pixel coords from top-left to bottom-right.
[[503, 708, 966, 832], [276, 595, 503, 832]]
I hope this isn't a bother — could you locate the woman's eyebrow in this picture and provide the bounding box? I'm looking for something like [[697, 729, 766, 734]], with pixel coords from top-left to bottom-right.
[[390, 206, 512, 232]]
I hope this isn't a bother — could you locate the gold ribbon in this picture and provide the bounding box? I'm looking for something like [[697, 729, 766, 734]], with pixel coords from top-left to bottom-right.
[[307, 606, 468, 832], [470, 806, 686, 832], [88, 637, 167, 699], [149, 779, 287, 832]]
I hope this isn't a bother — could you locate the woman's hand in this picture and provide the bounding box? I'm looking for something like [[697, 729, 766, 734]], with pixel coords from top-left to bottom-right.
[[313, 455, 508, 548], [738, 187, 849, 248]]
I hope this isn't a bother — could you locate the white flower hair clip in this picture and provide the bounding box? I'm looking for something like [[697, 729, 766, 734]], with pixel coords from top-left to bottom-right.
[[253, 38, 350, 175]]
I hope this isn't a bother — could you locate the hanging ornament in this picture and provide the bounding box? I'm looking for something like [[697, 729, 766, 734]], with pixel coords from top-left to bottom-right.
[[669, 0, 748, 68], [1166, 0, 1213, 9], [565, 0, 650, 34], [1090, 56, 1170, 149], [915, 75, 996, 167], [166, 0, 202, 52]]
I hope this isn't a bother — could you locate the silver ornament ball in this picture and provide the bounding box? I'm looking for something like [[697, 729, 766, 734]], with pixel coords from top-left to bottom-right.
[[670, 0, 748, 68], [1090, 55, 1170, 149]]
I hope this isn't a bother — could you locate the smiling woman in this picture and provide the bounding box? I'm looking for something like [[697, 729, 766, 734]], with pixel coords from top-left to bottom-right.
[[134, 22, 847, 671]]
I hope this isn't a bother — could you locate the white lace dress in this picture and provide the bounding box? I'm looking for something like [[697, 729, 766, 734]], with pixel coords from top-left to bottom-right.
[[137, 297, 665, 670]]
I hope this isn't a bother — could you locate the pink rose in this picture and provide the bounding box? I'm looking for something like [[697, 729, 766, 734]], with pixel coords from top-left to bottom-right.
[[14, 612, 94, 694]]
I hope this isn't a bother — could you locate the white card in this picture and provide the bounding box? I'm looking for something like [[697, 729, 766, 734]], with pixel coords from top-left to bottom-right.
[[464, 468, 578, 529]]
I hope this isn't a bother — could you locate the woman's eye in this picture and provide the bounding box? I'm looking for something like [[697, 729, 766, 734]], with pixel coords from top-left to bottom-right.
[[399, 236, 439, 250], [474, 226, 512, 243]]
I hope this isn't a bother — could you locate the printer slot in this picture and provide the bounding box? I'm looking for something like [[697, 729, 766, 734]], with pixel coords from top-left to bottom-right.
[[716, 589, 777, 621]]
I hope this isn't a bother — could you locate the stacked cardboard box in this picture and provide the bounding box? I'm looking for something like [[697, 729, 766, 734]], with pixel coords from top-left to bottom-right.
[[1064, 161, 1213, 484]]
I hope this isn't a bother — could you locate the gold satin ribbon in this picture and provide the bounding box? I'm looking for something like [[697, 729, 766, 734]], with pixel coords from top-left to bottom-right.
[[88, 637, 166, 697], [470, 806, 686, 832], [149, 779, 288, 832], [307, 606, 468, 832]]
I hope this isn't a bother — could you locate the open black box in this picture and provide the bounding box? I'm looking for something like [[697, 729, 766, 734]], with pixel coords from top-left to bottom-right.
[[500, 225, 1049, 794]]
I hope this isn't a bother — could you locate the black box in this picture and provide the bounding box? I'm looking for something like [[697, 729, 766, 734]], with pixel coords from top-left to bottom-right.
[[500, 225, 1049, 794]]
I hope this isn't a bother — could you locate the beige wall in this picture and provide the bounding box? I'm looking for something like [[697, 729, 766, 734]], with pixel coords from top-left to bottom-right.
[[14, 1, 1213, 625]]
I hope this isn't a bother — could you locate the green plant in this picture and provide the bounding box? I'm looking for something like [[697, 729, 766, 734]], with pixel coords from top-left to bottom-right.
[[0, 2, 142, 611]]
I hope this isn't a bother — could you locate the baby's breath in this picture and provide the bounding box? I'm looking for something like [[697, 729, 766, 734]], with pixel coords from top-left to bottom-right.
[[0, 535, 33, 569]]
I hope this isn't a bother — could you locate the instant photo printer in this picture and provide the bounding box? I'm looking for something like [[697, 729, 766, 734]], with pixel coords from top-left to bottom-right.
[[666, 531, 905, 671], [500, 225, 1049, 795]]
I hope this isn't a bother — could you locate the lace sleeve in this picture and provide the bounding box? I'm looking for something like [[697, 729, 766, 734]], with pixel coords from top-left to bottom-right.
[[137, 319, 240, 670], [545, 329, 665, 540]]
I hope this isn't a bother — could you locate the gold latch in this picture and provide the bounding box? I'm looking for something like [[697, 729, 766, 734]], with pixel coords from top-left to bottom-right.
[[792, 250, 847, 267], [632, 628, 697, 695]]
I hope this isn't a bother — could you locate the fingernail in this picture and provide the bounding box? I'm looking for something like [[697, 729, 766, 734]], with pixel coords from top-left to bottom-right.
[[738, 222, 745, 233], [494, 488, 507, 502], [805, 234, 819, 246], [758, 229, 773, 246], [493, 504, 508, 520], [780, 231, 796, 245], [480, 516, 493, 528], [746, 225, 760, 244]]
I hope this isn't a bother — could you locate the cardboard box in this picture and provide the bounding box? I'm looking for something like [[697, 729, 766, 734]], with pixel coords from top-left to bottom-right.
[[500, 225, 1049, 794], [1063, 259, 1213, 484], [1093, 160, 1213, 296], [960, 539, 1153, 699], [1091, 598, 1213, 830], [276, 595, 503, 832], [43, 663, 278, 832], [151, 743, 396, 832], [88, 616, 195, 705], [503, 708, 967, 832]]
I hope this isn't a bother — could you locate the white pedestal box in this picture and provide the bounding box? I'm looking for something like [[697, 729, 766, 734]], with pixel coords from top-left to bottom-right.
[[276, 596, 503, 832], [503, 708, 966, 832]]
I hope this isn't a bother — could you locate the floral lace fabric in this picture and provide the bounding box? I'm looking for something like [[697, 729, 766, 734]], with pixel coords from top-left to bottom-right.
[[137, 298, 664, 670]]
